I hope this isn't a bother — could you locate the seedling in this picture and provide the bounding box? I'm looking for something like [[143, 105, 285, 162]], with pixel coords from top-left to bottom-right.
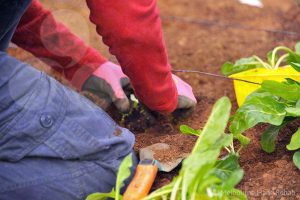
[[144, 97, 246, 200], [226, 43, 300, 170], [120, 94, 157, 132], [86, 97, 246, 200], [179, 125, 201, 136], [221, 42, 300, 76]]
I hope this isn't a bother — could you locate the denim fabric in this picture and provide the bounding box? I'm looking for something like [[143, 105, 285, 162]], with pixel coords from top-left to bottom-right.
[[0, 52, 137, 200], [0, 1, 137, 199], [0, 155, 138, 200], [0, 0, 32, 51]]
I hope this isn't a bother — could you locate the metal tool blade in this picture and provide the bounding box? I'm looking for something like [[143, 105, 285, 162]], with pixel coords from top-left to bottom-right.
[[139, 143, 188, 172], [172, 69, 261, 85]]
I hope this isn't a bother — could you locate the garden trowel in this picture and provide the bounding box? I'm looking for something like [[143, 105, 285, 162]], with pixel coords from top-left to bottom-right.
[[123, 143, 188, 200]]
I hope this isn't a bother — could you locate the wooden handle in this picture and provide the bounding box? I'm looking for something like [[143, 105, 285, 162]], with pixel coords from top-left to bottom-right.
[[123, 164, 158, 200]]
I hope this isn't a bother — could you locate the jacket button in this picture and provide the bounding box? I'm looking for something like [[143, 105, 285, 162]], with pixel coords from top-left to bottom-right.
[[40, 114, 54, 128]]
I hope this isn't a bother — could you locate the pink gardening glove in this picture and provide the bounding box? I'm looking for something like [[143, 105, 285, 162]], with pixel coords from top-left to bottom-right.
[[172, 74, 197, 114], [82, 61, 131, 112]]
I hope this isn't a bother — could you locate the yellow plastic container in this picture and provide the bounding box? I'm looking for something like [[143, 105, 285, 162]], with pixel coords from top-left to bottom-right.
[[230, 66, 300, 106]]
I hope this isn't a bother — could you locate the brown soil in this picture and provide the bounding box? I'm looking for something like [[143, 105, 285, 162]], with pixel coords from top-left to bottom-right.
[[140, 143, 189, 163], [7, 0, 300, 199]]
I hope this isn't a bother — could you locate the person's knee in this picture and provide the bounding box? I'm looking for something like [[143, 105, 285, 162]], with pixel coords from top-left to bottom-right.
[[0, 157, 134, 200], [0, 51, 6, 57], [68, 151, 137, 199]]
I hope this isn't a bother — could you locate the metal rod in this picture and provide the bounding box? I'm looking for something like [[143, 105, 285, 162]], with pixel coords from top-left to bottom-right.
[[162, 15, 300, 37], [172, 69, 261, 85]]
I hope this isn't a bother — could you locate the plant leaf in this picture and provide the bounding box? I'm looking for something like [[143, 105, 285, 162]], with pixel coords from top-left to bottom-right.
[[261, 80, 300, 101], [197, 176, 222, 192], [230, 90, 286, 142], [286, 51, 300, 72], [193, 97, 232, 153], [221, 62, 236, 76], [221, 57, 262, 76], [86, 155, 132, 200], [221, 169, 244, 190], [285, 107, 300, 117], [146, 97, 244, 200], [144, 181, 175, 200], [296, 100, 300, 108], [285, 78, 300, 86], [290, 62, 300, 72], [287, 128, 300, 150], [213, 134, 234, 149], [212, 154, 244, 192], [214, 153, 241, 182], [260, 123, 289, 153], [181, 149, 220, 197], [293, 151, 300, 170], [295, 42, 300, 54], [86, 190, 116, 200], [235, 57, 262, 67], [180, 125, 201, 136], [182, 97, 233, 199], [225, 188, 247, 200], [115, 154, 132, 200], [235, 134, 251, 146]]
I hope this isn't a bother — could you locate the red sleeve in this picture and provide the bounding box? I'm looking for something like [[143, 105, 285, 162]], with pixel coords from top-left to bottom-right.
[[12, 0, 107, 90], [86, 0, 178, 113]]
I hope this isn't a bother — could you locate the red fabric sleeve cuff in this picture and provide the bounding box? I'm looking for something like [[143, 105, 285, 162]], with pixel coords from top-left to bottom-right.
[[153, 92, 178, 113], [134, 79, 178, 113]]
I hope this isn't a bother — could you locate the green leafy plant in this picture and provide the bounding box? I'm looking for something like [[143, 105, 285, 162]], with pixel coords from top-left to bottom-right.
[[120, 94, 139, 124], [229, 79, 300, 169], [144, 97, 246, 200], [224, 43, 300, 169], [87, 97, 246, 200], [179, 125, 201, 136], [221, 42, 300, 76], [221, 57, 264, 76], [293, 151, 300, 170], [260, 121, 290, 153], [86, 154, 133, 200]]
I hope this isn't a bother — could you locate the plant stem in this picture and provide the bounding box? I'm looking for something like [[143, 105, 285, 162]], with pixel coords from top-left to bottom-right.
[[237, 146, 243, 154], [271, 46, 293, 67], [191, 178, 201, 200], [253, 55, 271, 69], [224, 147, 231, 153], [171, 177, 182, 200], [230, 141, 235, 153], [274, 54, 288, 69], [143, 189, 173, 200]]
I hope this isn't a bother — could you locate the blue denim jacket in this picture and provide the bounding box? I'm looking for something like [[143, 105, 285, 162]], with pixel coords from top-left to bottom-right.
[[0, 1, 136, 199], [0, 52, 135, 162]]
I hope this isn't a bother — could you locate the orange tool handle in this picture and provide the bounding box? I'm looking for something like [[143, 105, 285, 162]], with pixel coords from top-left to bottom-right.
[[123, 164, 158, 200]]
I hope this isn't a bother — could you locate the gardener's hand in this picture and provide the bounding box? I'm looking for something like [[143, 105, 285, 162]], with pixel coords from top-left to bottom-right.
[[172, 74, 197, 117], [82, 61, 131, 112]]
